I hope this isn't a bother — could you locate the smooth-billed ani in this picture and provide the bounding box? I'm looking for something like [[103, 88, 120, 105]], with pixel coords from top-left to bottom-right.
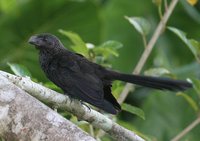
[[28, 33, 192, 114]]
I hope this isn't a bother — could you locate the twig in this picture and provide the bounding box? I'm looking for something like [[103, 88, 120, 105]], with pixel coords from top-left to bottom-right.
[[142, 35, 147, 48], [118, 0, 179, 104], [158, 4, 163, 19], [171, 116, 200, 141], [164, 0, 169, 11]]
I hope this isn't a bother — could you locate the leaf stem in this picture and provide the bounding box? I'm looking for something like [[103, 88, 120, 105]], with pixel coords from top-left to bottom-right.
[[158, 4, 163, 19], [164, 0, 169, 11], [142, 35, 147, 48]]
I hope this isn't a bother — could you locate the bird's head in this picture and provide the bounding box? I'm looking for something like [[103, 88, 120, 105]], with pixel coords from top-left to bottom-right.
[[28, 33, 64, 51]]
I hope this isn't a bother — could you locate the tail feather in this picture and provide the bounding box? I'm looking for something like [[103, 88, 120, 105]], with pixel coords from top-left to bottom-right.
[[109, 71, 192, 91], [100, 100, 120, 114]]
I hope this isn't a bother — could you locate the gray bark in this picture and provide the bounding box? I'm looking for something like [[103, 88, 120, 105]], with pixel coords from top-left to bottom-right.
[[0, 71, 144, 141], [0, 74, 96, 141]]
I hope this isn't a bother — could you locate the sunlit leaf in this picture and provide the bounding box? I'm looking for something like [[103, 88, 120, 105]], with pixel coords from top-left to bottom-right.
[[187, 0, 198, 6], [168, 27, 200, 62], [125, 16, 151, 36], [59, 29, 88, 57], [44, 81, 61, 92], [93, 47, 119, 57], [7, 62, 31, 77], [0, 0, 17, 14], [168, 27, 188, 43], [189, 39, 200, 61], [176, 92, 199, 112], [144, 67, 170, 77], [152, 0, 162, 6], [93, 40, 122, 59], [112, 81, 124, 97], [100, 40, 123, 50], [121, 103, 145, 120], [86, 43, 95, 49]]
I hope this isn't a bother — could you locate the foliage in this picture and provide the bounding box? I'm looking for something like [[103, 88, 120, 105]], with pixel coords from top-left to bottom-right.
[[1, 0, 200, 140], [168, 26, 200, 63], [125, 16, 151, 36], [59, 29, 89, 57], [7, 62, 31, 77], [121, 103, 145, 120]]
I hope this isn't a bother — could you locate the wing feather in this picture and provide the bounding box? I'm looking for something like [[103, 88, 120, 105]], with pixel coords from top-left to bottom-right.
[[55, 54, 104, 105]]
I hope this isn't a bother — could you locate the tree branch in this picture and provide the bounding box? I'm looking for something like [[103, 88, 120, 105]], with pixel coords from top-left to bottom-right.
[[118, 0, 179, 104], [0, 74, 95, 141], [0, 70, 144, 141]]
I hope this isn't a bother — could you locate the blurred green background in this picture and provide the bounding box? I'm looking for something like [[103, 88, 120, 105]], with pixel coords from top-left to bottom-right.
[[1, 0, 200, 140]]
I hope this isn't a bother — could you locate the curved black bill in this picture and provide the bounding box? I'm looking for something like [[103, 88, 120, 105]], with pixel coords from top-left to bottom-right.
[[28, 35, 39, 46]]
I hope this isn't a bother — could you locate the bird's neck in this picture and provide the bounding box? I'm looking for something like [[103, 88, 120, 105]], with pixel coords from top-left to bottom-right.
[[39, 49, 53, 60], [39, 50, 52, 71], [39, 47, 67, 71]]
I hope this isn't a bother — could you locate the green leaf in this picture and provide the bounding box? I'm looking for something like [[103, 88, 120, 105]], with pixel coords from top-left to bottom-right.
[[100, 40, 123, 50], [186, 0, 198, 6], [189, 39, 200, 60], [190, 78, 200, 98], [0, 0, 17, 14], [93, 40, 122, 59], [176, 92, 199, 112], [152, 0, 162, 6], [112, 81, 124, 98], [44, 81, 61, 91], [59, 29, 88, 57], [181, 0, 200, 23], [7, 62, 31, 77], [93, 47, 119, 58], [144, 67, 171, 77], [125, 16, 151, 36], [168, 27, 200, 62], [121, 103, 145, 120]]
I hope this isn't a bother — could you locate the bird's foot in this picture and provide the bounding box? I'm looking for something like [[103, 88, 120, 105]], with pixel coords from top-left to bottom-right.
[[80, 101, 91, 112]]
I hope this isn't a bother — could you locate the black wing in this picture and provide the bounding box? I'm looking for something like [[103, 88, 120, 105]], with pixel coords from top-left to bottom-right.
[[51, 53, 119, 114]]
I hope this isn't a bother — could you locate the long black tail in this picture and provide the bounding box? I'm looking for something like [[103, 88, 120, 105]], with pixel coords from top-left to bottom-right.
[[108, 71, 192, 91]]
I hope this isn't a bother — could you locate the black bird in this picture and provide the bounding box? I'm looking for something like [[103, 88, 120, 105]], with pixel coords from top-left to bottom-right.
[[28, 33, 192, 114]]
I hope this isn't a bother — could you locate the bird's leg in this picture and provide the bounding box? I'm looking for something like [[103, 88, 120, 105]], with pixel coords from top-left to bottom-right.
[[80, 100, 91, 112], [64, 93, 74, 104]]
